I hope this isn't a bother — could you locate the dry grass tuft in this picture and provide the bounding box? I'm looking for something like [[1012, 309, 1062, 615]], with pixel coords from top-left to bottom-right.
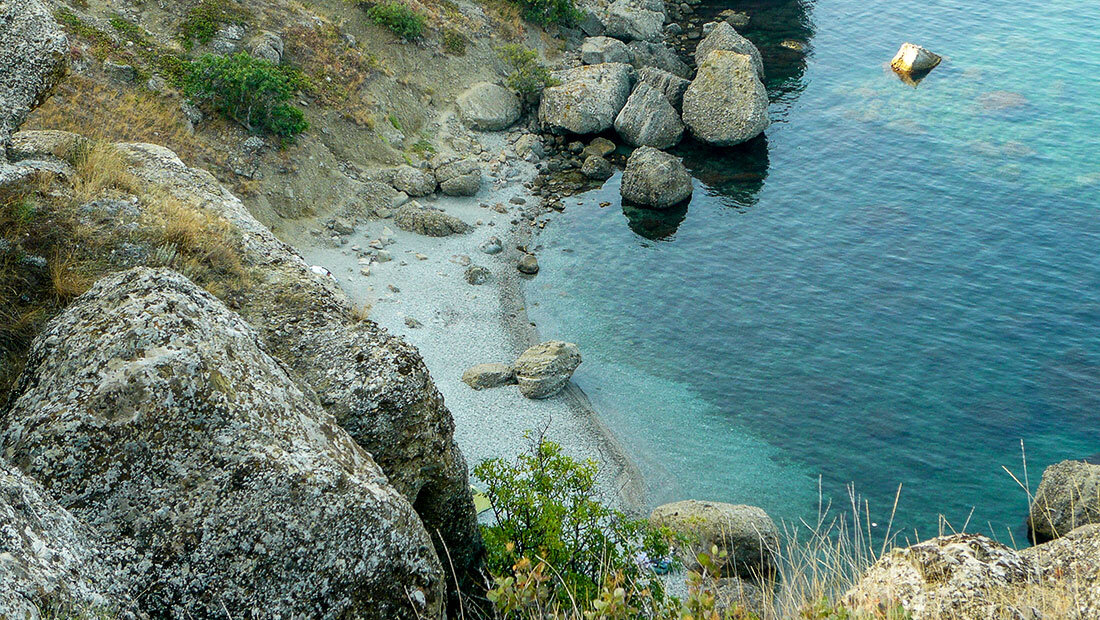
[[72, 141, 139, 202]]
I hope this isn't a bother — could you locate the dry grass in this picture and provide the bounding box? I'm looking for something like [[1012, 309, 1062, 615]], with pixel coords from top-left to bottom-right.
[[72, 141, 139, 202], [283, 21, 383, 112]]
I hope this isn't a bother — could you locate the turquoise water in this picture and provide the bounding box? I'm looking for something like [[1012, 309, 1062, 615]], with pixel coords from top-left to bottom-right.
[[527, 0, 1100, 542]]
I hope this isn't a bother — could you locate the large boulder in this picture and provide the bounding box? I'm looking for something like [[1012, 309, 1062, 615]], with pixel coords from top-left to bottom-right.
[[614, 83, 684, 148], [0, 0, 67, 158], [1020, 524, 1100, 618], [1, 268, 445, 619], [695, 22, 765, 79], [629, 40, 692, 79], [462, 363, 516, 390], [432, 155, 482, 196], [891, 42, 942, 74], [457, 82, 521, 131], [842, 534, 1034, 620], [580, 36, 633, 65], [539, 63, 635, 135], [0, 461, 135, 618], [604, 0, 665, 42], [620, 146, 692, 208], [649, 500, 779, 580], [392, 164, 437, 197], [1028, 459, 1100, 543], [513, 341, 582, 399], [682, 51, 769, 147], [637, 66, 690, 109], [394, 200, 473, 236]]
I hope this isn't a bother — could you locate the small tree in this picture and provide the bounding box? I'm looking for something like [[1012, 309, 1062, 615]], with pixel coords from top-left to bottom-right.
[[364, 1, 426, 41], [497, 44, 558, 107], [509, 0, 582, 27], [185, 53, 308, 143]]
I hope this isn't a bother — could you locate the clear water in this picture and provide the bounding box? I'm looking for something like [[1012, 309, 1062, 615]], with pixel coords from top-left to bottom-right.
[[527, 0, 1100, 542]]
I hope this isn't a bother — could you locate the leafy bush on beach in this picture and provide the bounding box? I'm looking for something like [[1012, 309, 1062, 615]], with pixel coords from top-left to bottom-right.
[[497, 44, 558, 106]]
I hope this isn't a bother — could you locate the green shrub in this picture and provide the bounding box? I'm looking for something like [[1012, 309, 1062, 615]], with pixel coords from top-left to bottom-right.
[[474, 432, 676, 608], [497, 44, 558, 106], [180, 0, 252, 49], [442, 28, 467, 55], [184, 53, 308, 143], [509, 0, 581, 27], [364, 1, 426, 41]]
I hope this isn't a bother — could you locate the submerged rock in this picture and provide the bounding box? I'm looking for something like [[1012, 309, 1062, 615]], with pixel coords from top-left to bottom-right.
[[620, 146, 692, 208], [2, 267, 445, 619], [394, 201, 473, 236], [1028, 459, 1100, 542], [539, 63, 634, 135], [890, 42, 942, 74], [682, 51, 769, 147], [513, 341, 582, 399], [695, 22, 765, 79], [649, 500, 779, 580], [614, 82, 684, 149], [461, 363, 516, 389], [457, 82, 521, 131]]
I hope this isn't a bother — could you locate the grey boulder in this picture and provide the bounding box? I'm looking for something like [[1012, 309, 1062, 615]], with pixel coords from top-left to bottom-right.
[[604, 0, 665, 42], [581, 154, 613, 180], [0, 0, 67, 157], [457, 82, 521, 131], [695, 22, 765, 79], [394, 200, 473, 236], [539, 63, 635, 135], [433, 155, 482, 196], [629, 40, 692, 79], [682, 51, 769, 146], [637, 66, 690, 110], [620, 146, 692, 208], [580, 36, 633, 65], [461, 363, 516, 390], [513, 341, 582, 399], [250, 31, 284, 64], [1029, 459, 1100, 542], [649, 500, 780, 580], [614, 82, 684, 149], [392, 164, 437, 197]]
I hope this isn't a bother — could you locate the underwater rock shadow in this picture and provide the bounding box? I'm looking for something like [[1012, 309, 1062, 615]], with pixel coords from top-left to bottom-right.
[[621, 200, 691, 240], [676, 135, 771, 210]]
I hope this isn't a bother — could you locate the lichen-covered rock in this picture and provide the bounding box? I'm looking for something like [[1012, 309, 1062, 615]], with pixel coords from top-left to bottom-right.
[[250, 31, 284, 64], [1028, 459, 1100, 543], [649, 500, 779, 580], [628, 40, 692, 79], [462, 363, 516, 390], [0, 461, 136, 619], [637, 67, 690, 110], [582, 154, 613, 180], [614, 83, 684, 149], [621, 146, 692, 208], [891, 42, 942, 74], [432, 155, 482, 196], [393, 164, 438, 197], [513, 341, 582, 399], [394, 201, 473, 236], [539, 63, 634, 135], [2, 268, 445, 619], [1021, 524, 1100, 618], [580, 36, 633, 65], [842, 534, 1034, 619], [682, 51, 769, 147], [604, 0, 665, 42], [695, 22, 765, 79], [457, 82, 521, 131], [0, 0, 67, 158]]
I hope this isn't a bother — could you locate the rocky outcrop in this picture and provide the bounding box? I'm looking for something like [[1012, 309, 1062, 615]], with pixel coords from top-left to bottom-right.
[[2, 268, 444, 619], [628, 40, 692, 80], [649, 500, 779, 580], [513, 341, 582, 399], [637, 66, 690, 109], [695, 22, 765, 79], [457, 82, 521, 131], [394, 200, 473, 236], [393, 164, 437, 197], [604, 0, 665, 42], [250, 31, 285, 64], [0, 0, 67, 158], [539, 63, 634, 135], [462, 363, 517, 390], [582, 154, 613, 180], [0, 461, 135, 619], [581, 36, 633, 65], [620, 146, 692, 208], [614, 83, 684, 149], [891, 43, 942, 74], [1021, 524, 1100, 618], [682, 51, 769, 147], [432, 155, 482, 196], [1028, 459, 1100, 542]]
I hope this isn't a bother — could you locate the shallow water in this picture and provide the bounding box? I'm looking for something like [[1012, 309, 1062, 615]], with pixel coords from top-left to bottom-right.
[[527, 0, 1100, 541]]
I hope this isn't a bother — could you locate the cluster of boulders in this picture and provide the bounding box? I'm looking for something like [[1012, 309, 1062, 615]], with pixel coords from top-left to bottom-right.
[[463, 340, 582, 399]]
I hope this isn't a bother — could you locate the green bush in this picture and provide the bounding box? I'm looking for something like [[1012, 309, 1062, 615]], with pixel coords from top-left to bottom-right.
[[474, 433, 676, 608], [365, 1, 426, 41], [184, 53, 308, 143], [497, 44, 558, 106], [509, 0, 581, 27]]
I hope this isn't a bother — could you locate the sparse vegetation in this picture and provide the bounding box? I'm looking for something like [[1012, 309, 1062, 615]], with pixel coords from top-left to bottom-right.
[[185, 53, 308, 143], [364, 1, 427, 41], [442, 28, 467, 55], [411, 138, 436, 157], [507, 0, 581, 27], [180, 0, 252, 49], [497, 44, 558, 106], [283, 23, 383, 108]]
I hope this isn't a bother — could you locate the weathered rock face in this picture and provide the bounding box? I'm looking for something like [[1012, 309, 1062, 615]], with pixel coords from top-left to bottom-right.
[[649, 500, 779, 580], [842, 534, 1033, 620], [891, 42, 942, 74], [695, 22, 765, 79], [682, 51, 769, 147], [250, 31, 285, 64], [2, 268, 445, 619], [614, 83, 684, 149], [581, 36, 633, 65], [0, 0, 67, 158], [582, 154, 613, 180], [432, 155, 482, 196], [457, 82, 521, 131], [539, 63, 634, 135], [620, 146, 692, 208], [462, 363, 517, 390], [513, 341, 582, 399], [628, 40, 692, 79], [393, 164, 437, 197], [604, 0, 665, 42], [1028, 459, 1100, 542], [394, 200, 473, 236], [1021, 524, 1100, 618], [0, 461, 135, 619], [637, 67, 690, 110]]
